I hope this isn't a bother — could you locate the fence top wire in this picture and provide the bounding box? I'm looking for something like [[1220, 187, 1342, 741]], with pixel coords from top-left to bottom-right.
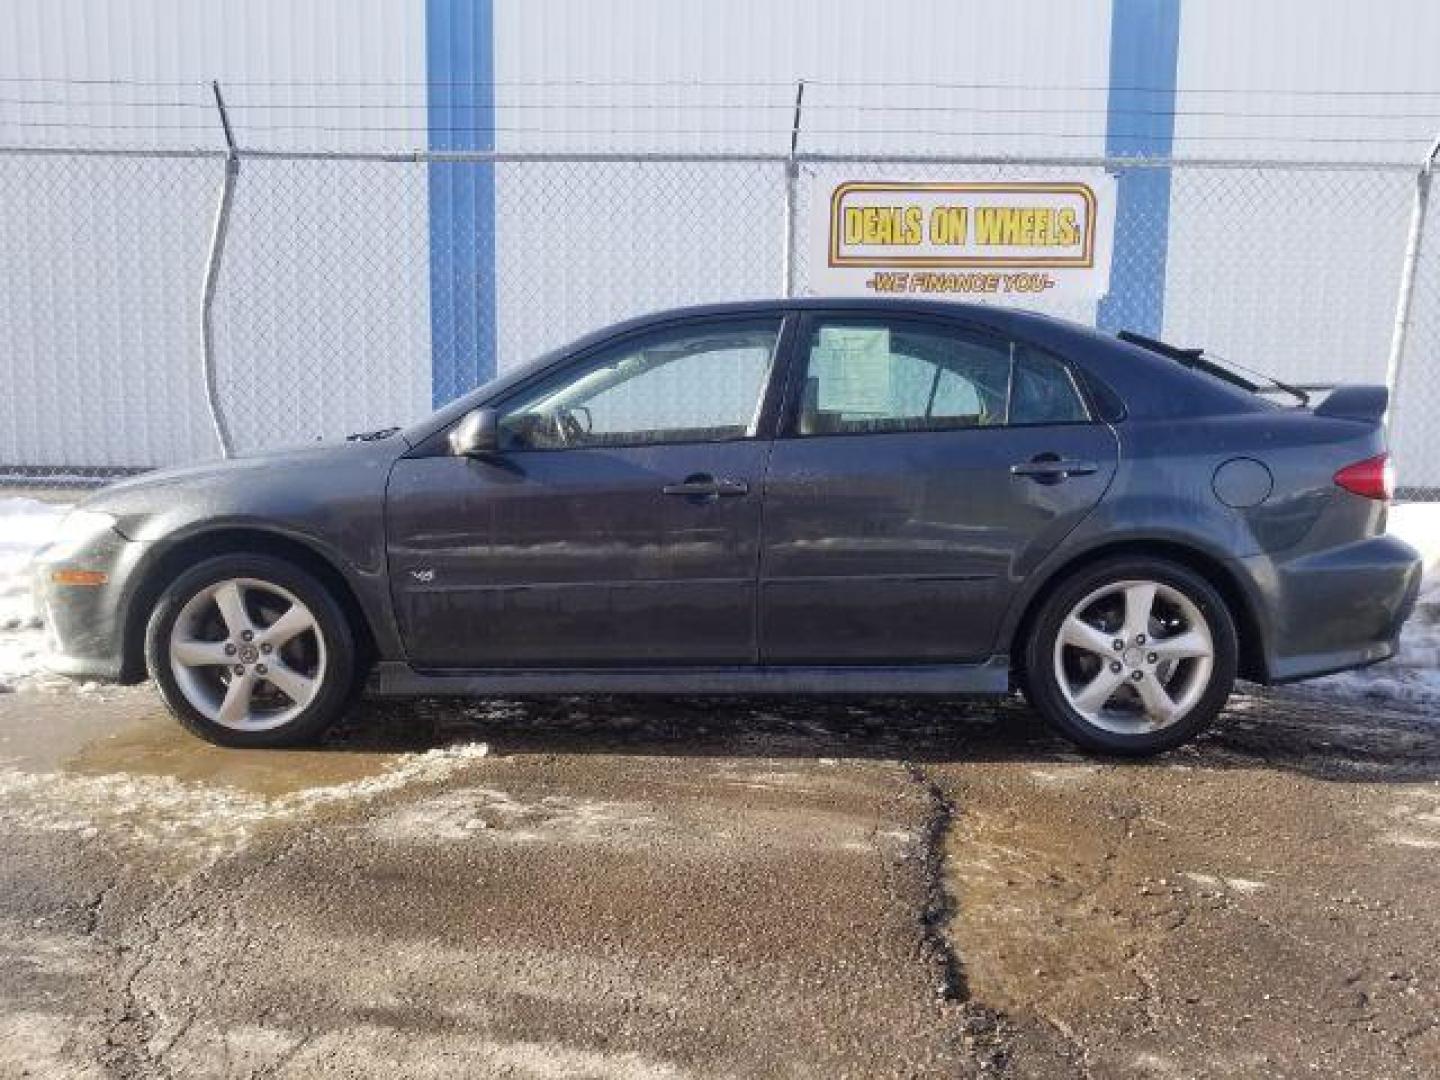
[[7, 74, 1440, 96], [4, 79, 1439, 153], [0, 143, 1426, 172], [9, 93, 1440, 123]]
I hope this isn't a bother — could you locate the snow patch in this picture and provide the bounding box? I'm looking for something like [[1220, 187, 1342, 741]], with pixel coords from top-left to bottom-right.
[[1310, 502, 1440, 709], [1385, 833, 1440, 850], [367, 786, 660, 846], [1182, 871, 1269, 894], [249, 1027, 691, 1080], [1224, 877, 1267, 894], [0, 1009, 102, 1079], [1026, 765, 1103, 784], [1375, 789, 1440, 850], [365, 780, 902, 854], [0, 742, 489, 863], [0, 497, 70, 692]]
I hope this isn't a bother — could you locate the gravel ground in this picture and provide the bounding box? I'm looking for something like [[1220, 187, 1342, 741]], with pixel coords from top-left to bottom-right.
[[0, 683, 1436, 1078]]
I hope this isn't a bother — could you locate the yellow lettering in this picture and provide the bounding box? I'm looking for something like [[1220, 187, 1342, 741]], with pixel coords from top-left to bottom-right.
[[929, 206, 968, 245], [1057, 208, 1079, 246], [903, 206, 923, 244], [1033, 208, 1052, 244], [974, 205, 1083, 246]]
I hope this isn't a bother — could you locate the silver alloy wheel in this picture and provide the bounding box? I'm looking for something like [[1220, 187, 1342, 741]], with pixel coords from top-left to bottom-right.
[[1053, 578, 1215, 734], [168, 577, 327, 732]]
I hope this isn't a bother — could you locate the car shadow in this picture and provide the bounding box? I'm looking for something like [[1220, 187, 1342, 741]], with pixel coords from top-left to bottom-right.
[[316, 687, 1440, 785]]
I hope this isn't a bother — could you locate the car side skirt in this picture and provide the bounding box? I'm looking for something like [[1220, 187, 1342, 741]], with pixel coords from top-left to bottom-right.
[[367, 657, 1011, 697]]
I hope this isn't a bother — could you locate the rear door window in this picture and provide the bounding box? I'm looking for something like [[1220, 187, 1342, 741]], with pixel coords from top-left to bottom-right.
[[793, 318, 1089, 436]]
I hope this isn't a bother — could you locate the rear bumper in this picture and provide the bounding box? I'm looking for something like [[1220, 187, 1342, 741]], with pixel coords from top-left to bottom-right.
[[1237, 534, 1423, 684]]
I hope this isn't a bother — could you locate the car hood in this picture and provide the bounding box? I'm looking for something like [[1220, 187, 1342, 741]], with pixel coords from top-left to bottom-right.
[[80, 435, 410, 520]]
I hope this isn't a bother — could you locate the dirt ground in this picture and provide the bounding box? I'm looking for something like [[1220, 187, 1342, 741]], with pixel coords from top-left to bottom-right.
[[0, 681, 1436, 1079]]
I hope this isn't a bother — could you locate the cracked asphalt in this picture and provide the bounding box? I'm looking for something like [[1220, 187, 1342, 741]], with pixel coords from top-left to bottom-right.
[[1, 683, 1437, 1078]]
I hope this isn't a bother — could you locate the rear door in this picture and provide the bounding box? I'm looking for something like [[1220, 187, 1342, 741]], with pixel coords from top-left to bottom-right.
[[759, 312, 1118, 664], [386, 314, 788, 668]]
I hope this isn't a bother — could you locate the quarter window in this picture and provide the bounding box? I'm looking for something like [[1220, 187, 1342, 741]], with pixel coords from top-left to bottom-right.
[[795, 319, 1088, 435], [1010, 347, 1091, 424], [499, 320, 780, 450]]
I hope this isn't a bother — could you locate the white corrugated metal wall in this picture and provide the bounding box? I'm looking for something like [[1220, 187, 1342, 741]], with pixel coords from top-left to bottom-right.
[[490, 0, 1114, 371], [0, 0, 430, 468]]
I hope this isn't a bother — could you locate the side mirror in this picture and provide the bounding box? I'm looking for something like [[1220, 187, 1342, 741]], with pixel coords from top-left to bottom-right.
[[448, 408, 501, 458]]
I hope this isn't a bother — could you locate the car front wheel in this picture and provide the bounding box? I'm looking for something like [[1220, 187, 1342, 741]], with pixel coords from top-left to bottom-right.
[[144, 554, 357, 748], [1024, 557, 1238, 755]]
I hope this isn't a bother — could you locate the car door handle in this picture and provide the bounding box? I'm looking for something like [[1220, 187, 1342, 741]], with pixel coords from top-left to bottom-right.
[[661, 474, 749, 500], [1010, 458, 1100, 480]]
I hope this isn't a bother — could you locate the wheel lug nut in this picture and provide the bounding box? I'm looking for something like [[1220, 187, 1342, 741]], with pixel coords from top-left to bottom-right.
[[241, 630, 254, 642], [256, 664, 268, 675], [260, 643, 272, 654], [232, 665, 245, 676], [1131, 670, 1144, 681], [1147, 652, 1158, 664], [224, 643, 237, 656], [1135, 634, 1147, 645], [1112, 639, 1125, 652], [1110, 661, 1122, 673]]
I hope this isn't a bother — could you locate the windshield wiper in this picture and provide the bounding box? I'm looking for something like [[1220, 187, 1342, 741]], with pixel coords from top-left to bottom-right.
[[1118, 330, 1310, 407], [346, 426, 400, 442]]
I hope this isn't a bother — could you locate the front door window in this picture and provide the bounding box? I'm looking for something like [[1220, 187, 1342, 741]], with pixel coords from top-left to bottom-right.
[[499, 320, 781, 451]]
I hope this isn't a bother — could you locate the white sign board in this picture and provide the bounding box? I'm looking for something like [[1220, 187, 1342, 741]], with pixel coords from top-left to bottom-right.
[[807, 178, 1116, 302]]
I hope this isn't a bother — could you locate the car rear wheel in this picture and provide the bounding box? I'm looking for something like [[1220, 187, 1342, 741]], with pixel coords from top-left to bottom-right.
[[145, 554, 357, 748], [1024, 557, 1238, 755]]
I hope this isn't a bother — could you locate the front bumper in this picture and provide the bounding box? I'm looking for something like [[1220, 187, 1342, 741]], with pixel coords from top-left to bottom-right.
[[1238, 534, 1424, 684], [30, 525, 145, 684]]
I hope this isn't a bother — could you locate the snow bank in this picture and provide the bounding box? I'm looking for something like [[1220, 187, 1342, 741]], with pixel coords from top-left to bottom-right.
[[0, 498, 70, 691]]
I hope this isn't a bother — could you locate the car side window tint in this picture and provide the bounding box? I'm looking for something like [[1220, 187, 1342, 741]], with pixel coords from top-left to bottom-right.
[[798, 322, 1010, 436], [796, 320, 1088, 436], [498, 320, 780, 450], [1009, 347, 1090, 425]]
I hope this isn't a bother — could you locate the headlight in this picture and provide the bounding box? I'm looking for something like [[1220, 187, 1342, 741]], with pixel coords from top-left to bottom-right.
[[45, 509, 122, 561]]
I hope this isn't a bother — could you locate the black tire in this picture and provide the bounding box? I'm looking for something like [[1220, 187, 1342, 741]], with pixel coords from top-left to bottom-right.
[[1023, 556, 1238, 756], [144, 553, 358, 748]]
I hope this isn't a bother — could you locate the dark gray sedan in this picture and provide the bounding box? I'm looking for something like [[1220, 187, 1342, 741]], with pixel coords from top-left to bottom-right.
[[32, 300, 1422, 755]]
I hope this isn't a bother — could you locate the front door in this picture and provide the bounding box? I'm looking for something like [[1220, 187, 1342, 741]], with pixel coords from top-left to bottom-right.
[[759, 313, 1118, 664], [386, 316, 785, 668]]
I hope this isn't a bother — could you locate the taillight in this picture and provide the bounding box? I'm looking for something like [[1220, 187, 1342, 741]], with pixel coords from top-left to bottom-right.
[[1334, 453, 1394, 501]]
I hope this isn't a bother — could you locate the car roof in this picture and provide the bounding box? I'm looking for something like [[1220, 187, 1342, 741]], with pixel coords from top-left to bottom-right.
[[594, 296, 1031, 331]]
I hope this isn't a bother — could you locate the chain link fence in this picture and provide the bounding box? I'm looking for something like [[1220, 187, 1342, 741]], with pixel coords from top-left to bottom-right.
[[2, 146, 1437, 496]]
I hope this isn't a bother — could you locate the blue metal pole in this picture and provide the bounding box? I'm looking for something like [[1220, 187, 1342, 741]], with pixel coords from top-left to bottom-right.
[[1096, 0, 1182, 336], [426, 0, 496, 406]]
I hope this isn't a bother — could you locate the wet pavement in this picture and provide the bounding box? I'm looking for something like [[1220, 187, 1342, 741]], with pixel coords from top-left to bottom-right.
[[0, 683, 1437, 1078]]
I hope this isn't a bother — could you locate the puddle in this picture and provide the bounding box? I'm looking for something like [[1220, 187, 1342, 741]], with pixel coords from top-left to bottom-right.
[[0, 686, 421, 799], [65, 711, 401, 798], [0, 688, 494, 862]]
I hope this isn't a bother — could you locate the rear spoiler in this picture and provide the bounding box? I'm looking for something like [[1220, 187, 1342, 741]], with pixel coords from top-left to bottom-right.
[[1313, 385, 1388, 424]]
